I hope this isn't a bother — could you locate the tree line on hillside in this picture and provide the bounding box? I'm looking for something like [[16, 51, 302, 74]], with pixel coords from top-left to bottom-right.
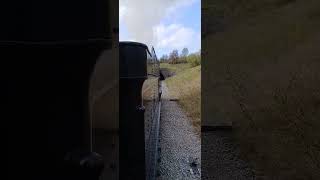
[[159, 48, 201, 67]]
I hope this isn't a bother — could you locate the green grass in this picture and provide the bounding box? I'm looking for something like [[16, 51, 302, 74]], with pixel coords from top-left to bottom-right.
[[203, 0, 320, 179], [165, 65, 201, 133], [160, 63, 191, 74]]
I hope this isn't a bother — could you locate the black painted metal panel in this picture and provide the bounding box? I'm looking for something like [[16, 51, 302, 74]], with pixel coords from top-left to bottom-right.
[[119, 41, 161, 180], [119, 42, 148, 78], [5, 40, 111, 179], [3, 1, 113, 178], [1, 0, 111, 41]]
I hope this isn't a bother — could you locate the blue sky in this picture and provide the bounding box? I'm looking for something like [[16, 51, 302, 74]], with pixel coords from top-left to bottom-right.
[[120, 0, 200, 57]]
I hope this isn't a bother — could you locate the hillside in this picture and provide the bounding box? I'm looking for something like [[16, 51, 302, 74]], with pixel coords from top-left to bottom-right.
[[161, 64, 201, 132]]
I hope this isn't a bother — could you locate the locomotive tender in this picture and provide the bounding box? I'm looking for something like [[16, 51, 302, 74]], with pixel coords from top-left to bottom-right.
[[119, 41, 161, 179]]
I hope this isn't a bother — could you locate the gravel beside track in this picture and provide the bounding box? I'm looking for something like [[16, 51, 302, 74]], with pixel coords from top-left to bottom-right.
[[157, 82, 201, 180]]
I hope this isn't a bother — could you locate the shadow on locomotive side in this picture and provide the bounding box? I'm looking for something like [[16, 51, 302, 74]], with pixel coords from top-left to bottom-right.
[[90, 41, 162, 179], [5, 0, 161, 179]]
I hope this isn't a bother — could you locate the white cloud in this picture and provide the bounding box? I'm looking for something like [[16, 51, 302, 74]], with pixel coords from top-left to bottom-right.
[[119, 0, 197, 45], [119, 6, 127, 24], [166, 0, 197, 16], [154, 24, 200, 54], [119, 0, 200, 56]]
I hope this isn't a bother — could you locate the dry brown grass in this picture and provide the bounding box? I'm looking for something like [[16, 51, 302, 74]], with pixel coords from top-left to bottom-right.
[[160, 62, 191, 74], [203, 0, 320, 179], [165, 65, 201, 133]]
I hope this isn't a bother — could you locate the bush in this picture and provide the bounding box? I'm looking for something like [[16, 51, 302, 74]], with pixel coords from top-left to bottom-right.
[[168, 57, 188, 64], [187, 54, 201, 67]]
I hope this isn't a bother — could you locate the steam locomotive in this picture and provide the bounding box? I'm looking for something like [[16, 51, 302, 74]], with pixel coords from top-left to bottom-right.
[[5, 0, 161, 179], [119, 41, 161, 179]]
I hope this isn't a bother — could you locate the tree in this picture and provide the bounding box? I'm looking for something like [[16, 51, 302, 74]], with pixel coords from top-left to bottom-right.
[[181, 48, 189, 58], [163, 54, 169, 61], [180, 48, 189, 63], [187, 52, 201, 67], [160, 55, 166, 62], [160, 54, 169, 63], [169, 50, 179, 64], [163, 54, 169, 62]]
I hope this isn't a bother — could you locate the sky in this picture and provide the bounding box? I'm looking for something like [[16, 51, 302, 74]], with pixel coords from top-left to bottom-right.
[[119, 0, 201, 57]]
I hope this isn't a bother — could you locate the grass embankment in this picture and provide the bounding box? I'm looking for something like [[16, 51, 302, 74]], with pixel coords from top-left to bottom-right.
[[160, 63, 192, 74], [161, 63, 201, 133], [204, 0, 320, 179]]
